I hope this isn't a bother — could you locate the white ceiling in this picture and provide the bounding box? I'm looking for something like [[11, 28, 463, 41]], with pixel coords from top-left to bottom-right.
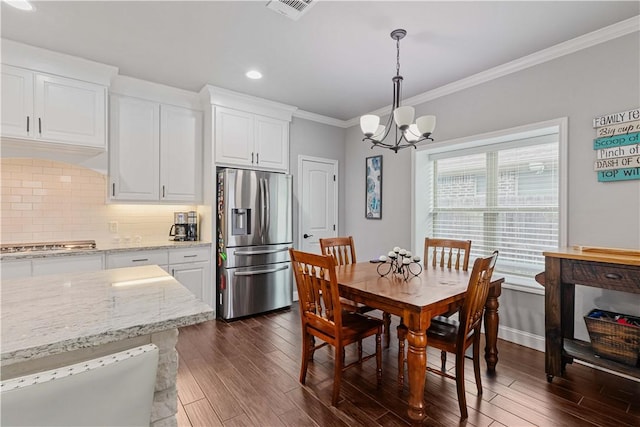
[[1, 1, 638, 122]]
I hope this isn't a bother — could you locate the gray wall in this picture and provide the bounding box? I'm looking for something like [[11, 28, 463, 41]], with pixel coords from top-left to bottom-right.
[[344, 33, 640, 345], [289, 117, 346, 249]]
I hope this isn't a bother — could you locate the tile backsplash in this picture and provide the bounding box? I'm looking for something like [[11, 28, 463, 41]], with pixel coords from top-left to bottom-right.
[[1, 158, 197, 246]]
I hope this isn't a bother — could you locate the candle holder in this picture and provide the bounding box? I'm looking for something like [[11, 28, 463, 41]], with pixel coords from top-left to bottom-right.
[[376, 247, 422, 281]]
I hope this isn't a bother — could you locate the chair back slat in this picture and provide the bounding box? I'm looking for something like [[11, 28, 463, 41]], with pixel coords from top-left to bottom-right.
[[457, 251, 498, 347], [319, 236, 356, 266], [425, 238, 472, 271], [290, 249, 341, 329]]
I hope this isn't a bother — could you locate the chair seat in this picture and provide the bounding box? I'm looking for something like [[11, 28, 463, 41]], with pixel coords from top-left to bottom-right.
[[427, 316, 459, 341], [308, 312, 383, 344]]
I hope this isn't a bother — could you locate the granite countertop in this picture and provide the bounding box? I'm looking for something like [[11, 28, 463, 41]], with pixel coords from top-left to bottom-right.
[[1, 265, 214, 365], [0, 240, 212, 261]]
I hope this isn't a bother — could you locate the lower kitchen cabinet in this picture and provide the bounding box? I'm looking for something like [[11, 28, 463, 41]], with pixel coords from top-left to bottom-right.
[[32, 255, 104, 276], [169, 247, 212, 307], [105, 246, 212, 306], [1, 254, 104, 279], [2, 246, 212, 306], [1, 259, 32, 279], [171, 262, 210, 303], [106, 249, 169, 271]]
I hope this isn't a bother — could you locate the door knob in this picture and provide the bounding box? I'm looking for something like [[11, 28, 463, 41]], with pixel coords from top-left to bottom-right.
[[303, 233, 313, 239]]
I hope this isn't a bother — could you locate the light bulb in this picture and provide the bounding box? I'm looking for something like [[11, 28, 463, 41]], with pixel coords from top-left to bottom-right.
[[372, 125, 386, 141], [4, 0, 33, 11], [360, 115, 380, 137], [393, 106, 415, 130], [405, 124, 420, 142], [416, 115, 436, 136]]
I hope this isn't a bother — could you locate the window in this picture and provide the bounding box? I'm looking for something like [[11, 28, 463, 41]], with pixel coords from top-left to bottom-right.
[[413, 119, 567, 289]]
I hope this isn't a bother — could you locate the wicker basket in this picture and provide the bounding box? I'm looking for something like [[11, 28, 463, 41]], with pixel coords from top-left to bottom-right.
[[584, 309, 640, 367]]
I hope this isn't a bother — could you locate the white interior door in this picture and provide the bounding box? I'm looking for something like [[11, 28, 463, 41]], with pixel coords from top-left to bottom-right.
[[298, 156, 338, 254]]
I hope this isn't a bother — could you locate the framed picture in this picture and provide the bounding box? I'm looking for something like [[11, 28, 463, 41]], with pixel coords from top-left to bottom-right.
[[365, 155, 382, 219]]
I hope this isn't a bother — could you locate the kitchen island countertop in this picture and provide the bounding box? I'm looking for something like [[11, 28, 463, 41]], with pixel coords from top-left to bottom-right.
[[1, 265, 214, 365]]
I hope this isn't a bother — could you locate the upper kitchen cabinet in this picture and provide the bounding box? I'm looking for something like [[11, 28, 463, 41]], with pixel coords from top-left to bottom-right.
[[201, 85, 297, 172], [1, 40, 116, 151], [109, 76, 203, 203], [161, 105, 203, 201], [109, 95, 160, 201]]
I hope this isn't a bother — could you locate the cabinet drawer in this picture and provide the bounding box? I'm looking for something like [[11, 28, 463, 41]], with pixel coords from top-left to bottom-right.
[[169, 247, 211, 265], [107, 250, 168, 269], [32, 255, 104, 276], [562, 260, 640, 294]]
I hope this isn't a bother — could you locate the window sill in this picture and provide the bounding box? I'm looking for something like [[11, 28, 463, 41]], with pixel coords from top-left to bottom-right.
[[500, 273, 546, 295]]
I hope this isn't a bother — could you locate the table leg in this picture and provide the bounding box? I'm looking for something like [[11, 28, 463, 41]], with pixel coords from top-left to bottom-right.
[[484, 281, 502, 372], [406, 316, 429, 423]]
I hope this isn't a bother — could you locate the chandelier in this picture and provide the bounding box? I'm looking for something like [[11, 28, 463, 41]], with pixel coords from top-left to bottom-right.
[[360, 29, 436, 153]]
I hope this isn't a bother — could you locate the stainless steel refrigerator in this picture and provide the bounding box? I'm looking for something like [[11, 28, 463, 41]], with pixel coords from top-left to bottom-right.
[[216, 168, 293, 320]]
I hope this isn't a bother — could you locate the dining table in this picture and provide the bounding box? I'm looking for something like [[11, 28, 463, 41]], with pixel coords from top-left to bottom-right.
[[334, 261, 504, 424]]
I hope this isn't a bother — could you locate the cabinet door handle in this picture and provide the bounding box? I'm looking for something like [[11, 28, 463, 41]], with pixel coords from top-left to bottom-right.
[[112, 183, 115, 197], [38, 117, 42, 134], [132, 258, 149, 262], [183, 254, 198, 258], [256, 153, 259, 164], [251, 152, 254, 164], [604, 273, 623, 280], [26, 116, 29, 133], [162, 185, 165, 198]]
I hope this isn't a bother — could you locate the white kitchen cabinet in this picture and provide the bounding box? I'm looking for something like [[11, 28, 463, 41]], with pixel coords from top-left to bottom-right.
[[160, 105, 203, 201], [169, 247, 212, 306], [1, 259, 32, 279], [1, 255, 104, 279], [106, 249, 169, 271], [254, 114, 289, 171], [31, 254, 104, 277], [109, 94, 202, 202], [214, 107, 254, 168], [1, 65, 106, 149], [109, 95, 160, 201], [1, 65, 33, 139], [214, 106, 289, 172]]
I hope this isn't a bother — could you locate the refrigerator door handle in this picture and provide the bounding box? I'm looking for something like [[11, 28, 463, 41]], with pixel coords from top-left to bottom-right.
[[264, 178, 271, 236], [259, 178, 266, 239], [234, 248, 289, 256], [233, 264, 289, 276]]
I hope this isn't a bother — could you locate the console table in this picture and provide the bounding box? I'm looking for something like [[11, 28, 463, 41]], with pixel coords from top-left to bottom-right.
[[542, 247, 640, 382]]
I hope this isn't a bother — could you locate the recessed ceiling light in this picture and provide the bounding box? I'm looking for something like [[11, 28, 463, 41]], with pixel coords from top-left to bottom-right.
[[246, 70, 263, 80], [3, 0, 34, 11]]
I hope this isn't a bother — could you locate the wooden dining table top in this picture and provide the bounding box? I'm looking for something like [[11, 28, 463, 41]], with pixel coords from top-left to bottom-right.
[[334, 261, 497, 315]]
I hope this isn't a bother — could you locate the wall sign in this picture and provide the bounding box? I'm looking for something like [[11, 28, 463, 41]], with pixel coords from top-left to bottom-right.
[[593, 108, 640, 182]]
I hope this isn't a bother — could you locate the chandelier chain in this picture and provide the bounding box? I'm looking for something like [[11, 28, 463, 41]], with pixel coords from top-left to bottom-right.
[[396, 37, 401, 77]]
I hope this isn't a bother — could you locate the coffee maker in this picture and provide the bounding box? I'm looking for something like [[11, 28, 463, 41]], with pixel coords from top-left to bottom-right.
[[169, 212, 188, 241], [186, 211, 198, 241]]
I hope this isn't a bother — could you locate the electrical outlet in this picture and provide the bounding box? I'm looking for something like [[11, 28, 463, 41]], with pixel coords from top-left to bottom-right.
[[109, 221, 118, 233]]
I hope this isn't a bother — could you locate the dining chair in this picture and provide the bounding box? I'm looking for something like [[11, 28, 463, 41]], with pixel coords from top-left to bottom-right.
[[397, 238, 473, 387], [319, 236, 392, 347], [289, 249, 383, 406], [424, 250, 498, 419], [424, 237, 472, 271]]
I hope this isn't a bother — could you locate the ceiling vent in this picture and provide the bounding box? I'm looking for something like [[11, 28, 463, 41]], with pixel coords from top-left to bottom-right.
[[266, 0, 315, 21]]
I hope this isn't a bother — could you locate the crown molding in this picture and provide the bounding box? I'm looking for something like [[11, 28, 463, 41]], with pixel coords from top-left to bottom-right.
[[293, 109, 350, 128], [344, 15, 640, 128]]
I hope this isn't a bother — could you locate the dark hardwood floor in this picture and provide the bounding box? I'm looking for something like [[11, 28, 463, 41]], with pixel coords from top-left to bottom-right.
[[175, 306, 640, 426]]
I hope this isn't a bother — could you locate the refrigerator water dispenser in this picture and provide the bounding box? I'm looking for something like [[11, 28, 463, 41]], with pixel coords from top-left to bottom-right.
[[232, 208, 251, 235]]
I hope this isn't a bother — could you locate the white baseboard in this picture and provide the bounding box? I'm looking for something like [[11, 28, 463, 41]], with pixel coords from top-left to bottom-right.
[[497, 325, 545, 352]]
